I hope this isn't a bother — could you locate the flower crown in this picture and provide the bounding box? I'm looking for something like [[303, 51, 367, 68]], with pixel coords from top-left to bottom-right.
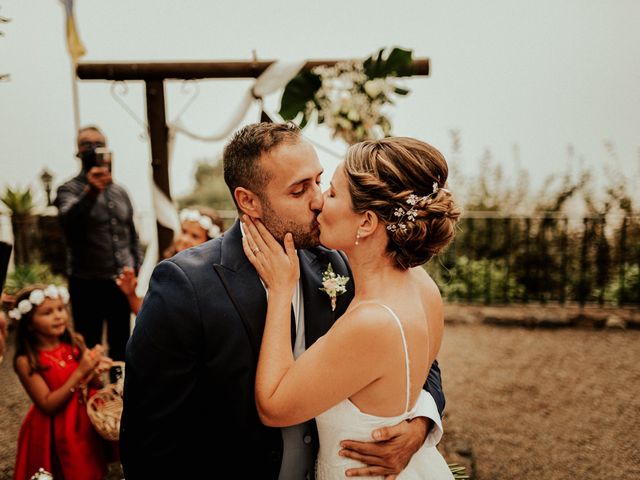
[[386, 181, 449, 233], [8, 285, 70, 321], [179, 209, 222, 239]]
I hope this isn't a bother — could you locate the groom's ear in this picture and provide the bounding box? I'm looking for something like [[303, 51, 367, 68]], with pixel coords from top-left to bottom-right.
[[234, 187, 263, 218]]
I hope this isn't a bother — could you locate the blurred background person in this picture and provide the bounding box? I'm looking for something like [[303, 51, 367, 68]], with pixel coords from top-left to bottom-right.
[[116, 206, 224, 315], [54, 126, 143, 361]]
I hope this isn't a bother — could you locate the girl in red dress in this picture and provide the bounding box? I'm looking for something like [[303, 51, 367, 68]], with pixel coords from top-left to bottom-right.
[[9, 284, 110, 480]]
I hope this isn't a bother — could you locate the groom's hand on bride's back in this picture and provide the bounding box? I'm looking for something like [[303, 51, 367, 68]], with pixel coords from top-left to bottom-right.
[[338, 417, 430, 478]]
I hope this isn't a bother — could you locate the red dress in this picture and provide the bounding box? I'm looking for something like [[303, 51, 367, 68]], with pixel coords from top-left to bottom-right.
[[13, 343, 107, 480]]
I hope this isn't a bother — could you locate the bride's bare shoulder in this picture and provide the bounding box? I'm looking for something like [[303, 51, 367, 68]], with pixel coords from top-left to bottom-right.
[[334, 302, 403, 338], [410, 267, 444, 316], [410, 267, 442, 295]]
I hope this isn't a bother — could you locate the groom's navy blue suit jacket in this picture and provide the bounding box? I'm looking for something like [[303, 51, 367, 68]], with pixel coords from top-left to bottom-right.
[[120, 220, 445, 479]]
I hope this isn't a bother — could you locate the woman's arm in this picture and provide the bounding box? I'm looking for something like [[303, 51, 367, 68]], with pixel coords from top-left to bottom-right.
[[256, 306, 392, 426], [242, 217, 390, 427], [15, 347, 102, 415]]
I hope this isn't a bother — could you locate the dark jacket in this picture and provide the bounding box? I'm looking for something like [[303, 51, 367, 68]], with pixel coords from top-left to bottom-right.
[[54, 172, 142, 279], [120, 220, 444, 478]]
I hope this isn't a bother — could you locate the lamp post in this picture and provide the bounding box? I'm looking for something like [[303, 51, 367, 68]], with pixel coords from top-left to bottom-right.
[[40, 169, 53, 206]]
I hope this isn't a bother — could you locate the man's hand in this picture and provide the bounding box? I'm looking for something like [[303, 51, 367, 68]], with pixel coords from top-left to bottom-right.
[[116, 266, 138, 297], [86, 166, 112, 193], [340, 417, 430, 478]]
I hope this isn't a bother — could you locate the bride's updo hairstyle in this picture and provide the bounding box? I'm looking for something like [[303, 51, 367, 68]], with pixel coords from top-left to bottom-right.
[[344, 137, 461, 269]]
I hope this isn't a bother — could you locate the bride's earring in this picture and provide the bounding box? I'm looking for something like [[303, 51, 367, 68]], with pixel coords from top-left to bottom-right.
[[355, 230, 361, 245]]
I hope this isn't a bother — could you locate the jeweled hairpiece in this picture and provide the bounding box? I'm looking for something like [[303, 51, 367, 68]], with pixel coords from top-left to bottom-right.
[[386, 181, 448, 233]]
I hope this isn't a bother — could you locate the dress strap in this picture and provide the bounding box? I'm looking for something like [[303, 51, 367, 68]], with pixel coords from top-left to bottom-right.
[[377, 304, 411, 414]]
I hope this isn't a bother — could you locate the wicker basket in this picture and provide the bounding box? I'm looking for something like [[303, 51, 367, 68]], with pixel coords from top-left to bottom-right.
[[85, 361, 125, 441]]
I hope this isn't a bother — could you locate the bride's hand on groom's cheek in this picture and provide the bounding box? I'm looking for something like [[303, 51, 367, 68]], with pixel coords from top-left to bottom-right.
[[241, 215, 299, 292], [339, 418, 428, 478]]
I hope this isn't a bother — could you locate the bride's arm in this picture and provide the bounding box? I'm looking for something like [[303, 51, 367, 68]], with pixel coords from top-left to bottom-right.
[[242, 217, 387, 427]]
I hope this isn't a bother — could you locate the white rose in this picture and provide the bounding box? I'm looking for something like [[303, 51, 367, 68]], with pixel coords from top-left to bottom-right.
[[180, 209, 200, 223], [347, 109, 360, 122], [364, 79, 385, 98], [324, 279, 338, 291], [29, 289, 45, 306], [208, 224, 222, 239], [44, 285, 59, 299], [337, 117, 352, 130], [58, 286, 70, 304], [17, 299, 33, 315], [199, 216, 213, 232], [8, 308, 21, 320]]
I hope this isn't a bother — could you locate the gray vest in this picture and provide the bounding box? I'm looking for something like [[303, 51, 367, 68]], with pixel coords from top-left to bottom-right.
[[278, 296, 316, 480]]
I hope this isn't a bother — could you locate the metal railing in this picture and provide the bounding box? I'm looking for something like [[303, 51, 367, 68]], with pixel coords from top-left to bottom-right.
[[426, 212, 640, 306]]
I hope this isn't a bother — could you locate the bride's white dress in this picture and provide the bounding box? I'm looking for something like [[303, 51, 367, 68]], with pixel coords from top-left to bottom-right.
[[314, 304, 454, 480]]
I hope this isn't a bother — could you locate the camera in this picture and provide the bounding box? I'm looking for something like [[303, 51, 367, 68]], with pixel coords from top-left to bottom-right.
[[81, 146, 113, 172], [94, 147, 113, 172]]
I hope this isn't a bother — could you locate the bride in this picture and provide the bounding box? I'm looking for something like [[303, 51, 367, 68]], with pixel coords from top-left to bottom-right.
[[242, 137, 460, 479]]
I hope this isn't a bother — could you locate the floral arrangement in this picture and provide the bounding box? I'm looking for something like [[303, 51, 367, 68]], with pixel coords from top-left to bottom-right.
[[319, 263, 350, 311], [8, 284, 70, 321], [179, 208, 222, 239], [279, 47, 415, 145]]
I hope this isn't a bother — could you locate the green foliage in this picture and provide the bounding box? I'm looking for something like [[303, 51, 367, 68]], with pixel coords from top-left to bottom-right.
[[362, 47, 414, 78], [448, 463, 470, 480], [427, 256, 525, 303], [4, 263, 65, 295], [177, 157, 234, 212], [453, 148, 530, 212], [1, 186, 34, 215], [278, 70, 322, 127], [603, 263, 640, 304], [279, 46, 414, 130]]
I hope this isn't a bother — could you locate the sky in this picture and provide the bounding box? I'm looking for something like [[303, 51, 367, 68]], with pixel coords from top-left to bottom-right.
[[1, 0, 639, 242]]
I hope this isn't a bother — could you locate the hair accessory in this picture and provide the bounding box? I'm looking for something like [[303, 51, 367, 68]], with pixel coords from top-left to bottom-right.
[[8, 285, 70, 321], [386, 181, 448, 233], [179, 209, 222, 239]]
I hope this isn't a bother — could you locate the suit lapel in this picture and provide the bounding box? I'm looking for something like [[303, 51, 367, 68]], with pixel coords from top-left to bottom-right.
[[213, 221, 267, 359], [299, 249, 335, 347], [214, 221, 337, 356]]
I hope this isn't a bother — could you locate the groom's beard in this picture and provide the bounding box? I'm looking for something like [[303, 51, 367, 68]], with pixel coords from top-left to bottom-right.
[[260, 199, 320, 249]]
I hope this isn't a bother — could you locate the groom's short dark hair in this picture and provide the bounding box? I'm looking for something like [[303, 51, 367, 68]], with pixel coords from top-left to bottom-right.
[[223, 122, 301, 207]]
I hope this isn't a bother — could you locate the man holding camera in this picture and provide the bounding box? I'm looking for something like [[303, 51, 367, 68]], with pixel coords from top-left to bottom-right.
[[54, 125, 142, 361]]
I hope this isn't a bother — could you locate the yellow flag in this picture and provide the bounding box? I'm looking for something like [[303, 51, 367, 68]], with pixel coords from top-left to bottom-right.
[[61, 0, 86, 63]]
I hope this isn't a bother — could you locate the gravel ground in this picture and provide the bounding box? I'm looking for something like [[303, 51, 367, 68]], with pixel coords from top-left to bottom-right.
[[1, 324, 639, 479], [437, 323, 640, 480]]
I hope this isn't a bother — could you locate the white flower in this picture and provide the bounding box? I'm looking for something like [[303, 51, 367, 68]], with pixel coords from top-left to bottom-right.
[[180, 209, 222, 239], [58, 286, 70, 304], [208, 224, 222, 239], [319, 263, 350, 311], [8, 308, 21, 320], [17, 299, 33, 315], [347, 109, 360, 122], [44, 285, 59, 299], [29, 289, 45, 306], [364, 79, 385, 98], [407, 194, 419, 206]]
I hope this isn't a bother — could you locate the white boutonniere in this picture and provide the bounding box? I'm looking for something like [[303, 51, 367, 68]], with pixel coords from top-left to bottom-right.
[[319, 263, 350, 311]]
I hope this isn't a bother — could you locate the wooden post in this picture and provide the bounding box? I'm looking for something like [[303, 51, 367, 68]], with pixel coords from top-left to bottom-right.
[[77, 59, 430, 257], [145, 80, 173, 260]]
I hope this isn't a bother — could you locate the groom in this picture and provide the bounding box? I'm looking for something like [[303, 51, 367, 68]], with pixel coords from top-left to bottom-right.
[[120, 122, 445, 479]]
